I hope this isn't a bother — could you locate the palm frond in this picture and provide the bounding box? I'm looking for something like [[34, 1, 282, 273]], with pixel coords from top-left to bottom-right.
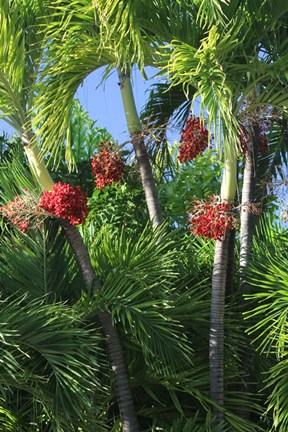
[[162, 26, 241, 152], [88, 224, 194, 375], [244, 219, 288, 356], [0, 295, 107, 431], [265, 359, 288, 432], [0, 222, 82, 302], [33, 0, 114, 163], [0, 144, 38, 203], [0, 1, 45, 133]]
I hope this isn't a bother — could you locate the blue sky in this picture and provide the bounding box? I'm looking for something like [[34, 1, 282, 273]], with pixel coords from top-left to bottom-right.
[[75, 66, 161, 143]]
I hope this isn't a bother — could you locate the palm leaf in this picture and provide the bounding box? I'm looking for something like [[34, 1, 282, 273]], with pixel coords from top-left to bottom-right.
[[88, 224, 194, 375], [0, 222, 83, 302], [0, 295, 108, 431], [0, 1, 46, 133]]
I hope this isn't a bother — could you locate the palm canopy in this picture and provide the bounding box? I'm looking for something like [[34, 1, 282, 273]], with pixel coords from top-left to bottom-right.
[[163, 1, 288, 148], [31, 0, 287, 172], [31, 0, 200, 163]]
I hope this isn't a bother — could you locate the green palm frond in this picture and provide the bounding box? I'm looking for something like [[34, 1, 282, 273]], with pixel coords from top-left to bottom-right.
[[94, 0, 158, 71], [0, 222, 82, 302], [0, 406, 18, 432], [33, 0, 114, 163], [244, 220, 288, 356], [265, 359, 288, 432], [162, 25, 241, 151], [0, 1, 45, 133], [47, 99, 114, 182], [94, 0, 198, 70], [194, 0, 229, 28], [0, 142, 40, 202], [242, 217, 288, 430], [0, 295, 107, 431], [88, 224, 194, 375]]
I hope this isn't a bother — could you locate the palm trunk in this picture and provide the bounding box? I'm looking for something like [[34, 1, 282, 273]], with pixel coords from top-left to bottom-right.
[[23, 138, 140, 432], [117, 69, 163, 230], [210, 232, 230, 424], [210, 148, 237, 424], [237, 130, 259, 420], [240, 133, 257, 290], [61, 221, 140, 432], [22, 134, 54, 191]]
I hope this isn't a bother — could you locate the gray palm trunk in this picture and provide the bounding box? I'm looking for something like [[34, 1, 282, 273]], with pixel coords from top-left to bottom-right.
[[61, 221, 140, 432], [238, 133, 258, 420], [209, 148, 237, 424], [240, 138, 257, 288], [210, 232, 231, 425], [117, 69, 163, 230]]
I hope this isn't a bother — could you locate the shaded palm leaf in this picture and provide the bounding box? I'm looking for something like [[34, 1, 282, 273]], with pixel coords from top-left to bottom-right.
[[0, 223, 82, 302], [0, 295, 107, 431]]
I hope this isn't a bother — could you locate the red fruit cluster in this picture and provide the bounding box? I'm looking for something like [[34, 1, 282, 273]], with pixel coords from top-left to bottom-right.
[[0, 191, 40, 232], [189, 195, 237, 241], [178, 116, 209, 162], [91, 142, 125, 189], [39, 182, 88, 225]]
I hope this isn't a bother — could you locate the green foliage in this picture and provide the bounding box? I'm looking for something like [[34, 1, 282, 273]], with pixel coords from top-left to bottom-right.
[[0, 0, 46, 132], [86, 181, 147, 235], [88, 224, 194, 374], [48, 99, 115, 193], [158, 149, 222, 226], [245, 217, 288, 431], [0, 223, 83, 303], [0, 295, 107, 431]]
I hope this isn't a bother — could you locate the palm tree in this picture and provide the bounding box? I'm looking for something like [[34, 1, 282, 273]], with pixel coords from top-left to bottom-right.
[[32, 0, 199, 231], [1, 142, 201, 430], [161, 0, 288, 424], [0, 3, 140, 429], [117, 68, 163, 229]]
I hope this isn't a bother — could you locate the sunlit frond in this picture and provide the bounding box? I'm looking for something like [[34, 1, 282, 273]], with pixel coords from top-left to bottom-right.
[[0, 1, 45, 133]]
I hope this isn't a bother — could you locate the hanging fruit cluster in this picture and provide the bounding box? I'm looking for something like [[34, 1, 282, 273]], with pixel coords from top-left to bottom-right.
[[91, 142, 125, 189], [178, 115, 209, 162], [0, 190, 43, 232], [188, 195, 238, 241], [39, 182, 88, 225]]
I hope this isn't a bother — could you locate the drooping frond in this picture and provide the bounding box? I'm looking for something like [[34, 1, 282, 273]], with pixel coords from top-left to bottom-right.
[[94, 0, 198, 71], [0, 143, 37, 202], [33, 0, 114, 163], [161, 25, 241, 183]]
